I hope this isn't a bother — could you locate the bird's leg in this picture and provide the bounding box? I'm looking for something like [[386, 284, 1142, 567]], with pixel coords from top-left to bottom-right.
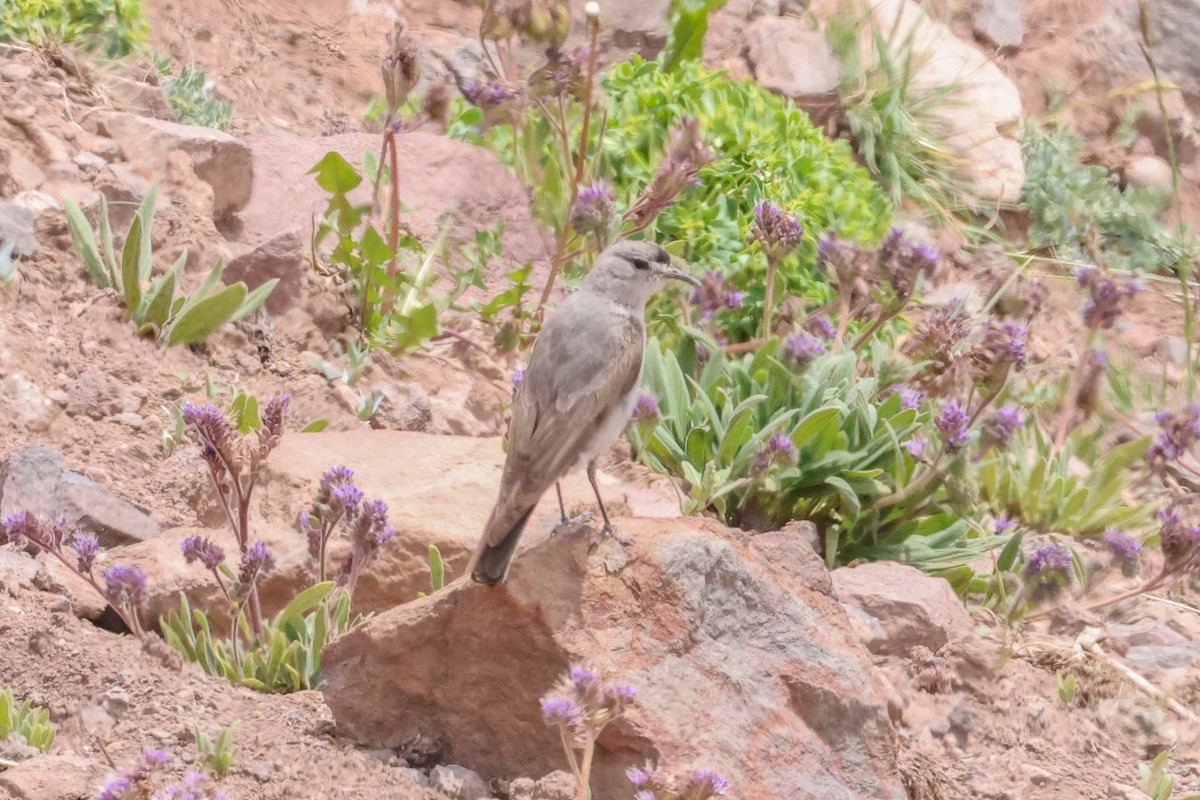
[[586, 460, 631, 551], [551, 481, 594, 534]]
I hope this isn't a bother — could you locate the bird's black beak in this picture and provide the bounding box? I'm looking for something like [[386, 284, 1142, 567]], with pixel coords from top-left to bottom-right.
[[664, 266, 701, 287]]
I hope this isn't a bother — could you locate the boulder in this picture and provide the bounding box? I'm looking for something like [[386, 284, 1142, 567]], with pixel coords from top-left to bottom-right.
[[322, 519, 906, 799], [743, 17, 841, 107], [96, 112, 253, 218], [224, 230, 307, 316], [859, 0, 1026, 204], [832, 561, 974, 657], [971, 0, 1023, 49], [0, 754, 109, 800]]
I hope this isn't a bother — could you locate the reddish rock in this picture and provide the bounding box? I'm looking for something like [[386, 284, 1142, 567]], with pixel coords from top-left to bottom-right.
[[0, 754, 108, 800], [322, 519, 906, 799], [224, 229, 306, 316]]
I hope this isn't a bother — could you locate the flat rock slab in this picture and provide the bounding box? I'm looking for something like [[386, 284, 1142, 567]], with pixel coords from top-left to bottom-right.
[[322, 518, 906, 799]]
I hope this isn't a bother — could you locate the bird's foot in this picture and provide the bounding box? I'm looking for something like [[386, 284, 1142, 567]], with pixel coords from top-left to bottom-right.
[[588, 523, 631, 553], [552, 511, 594, 535]]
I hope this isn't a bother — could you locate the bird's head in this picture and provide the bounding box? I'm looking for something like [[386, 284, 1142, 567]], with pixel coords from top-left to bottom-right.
[[581, 240, 700, 308]]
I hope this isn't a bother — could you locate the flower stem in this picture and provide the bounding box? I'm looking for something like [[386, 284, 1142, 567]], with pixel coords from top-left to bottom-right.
[[576, 734, 596, 800], [761, 255, 778, 340]]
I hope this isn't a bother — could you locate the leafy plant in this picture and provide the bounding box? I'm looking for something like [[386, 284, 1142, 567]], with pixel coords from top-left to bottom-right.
[[0, 0, 148, 57], [161, 583, 359, 693], [977, 425, 1154, 537], [0, 688, 55, 753], [154, 56, 233, 130], [826, 0, 965, 216], [64, 184, 276, 346], [1020, 124, 1191, 273], [1056, 672, 1077, 706], [1140, 751, 1200, 800], [418, 544, 444, 598], [193, 721, 237, 778]]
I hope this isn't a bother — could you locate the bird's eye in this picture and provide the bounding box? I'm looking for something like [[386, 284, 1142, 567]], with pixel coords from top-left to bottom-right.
[[632, 258, 650, 271]]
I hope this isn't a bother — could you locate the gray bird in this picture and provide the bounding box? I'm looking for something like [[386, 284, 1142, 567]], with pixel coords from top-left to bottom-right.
[[469, 240, 699, 586]]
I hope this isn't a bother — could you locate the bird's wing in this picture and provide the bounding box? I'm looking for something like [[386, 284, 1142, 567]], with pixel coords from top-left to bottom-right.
[[487, 298, 643, 545]]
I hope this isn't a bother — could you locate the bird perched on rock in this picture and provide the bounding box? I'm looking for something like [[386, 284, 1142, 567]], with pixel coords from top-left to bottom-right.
[[469, 240, 699, 586]]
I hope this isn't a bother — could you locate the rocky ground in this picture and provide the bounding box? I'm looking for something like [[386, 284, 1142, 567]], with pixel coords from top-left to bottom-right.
[[3, 0, 1200, 798]]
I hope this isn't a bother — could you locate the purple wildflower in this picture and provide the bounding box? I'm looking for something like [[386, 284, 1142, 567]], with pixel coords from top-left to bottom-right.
[[540, 694, 581, 726], [570, 183, 616, 237], [103, 565, 147, 607], [331, 483, 364, 520], [994, 515, 1015, 535], [604, 683, 637, 706], [181, 403, 237, 471], [690, 271, 743, 319], [805, 317, 836, 340], [234, 541, 274, 603], [905, 436, 928, 460], [631, 393, 660, 424], [1077, 267, 1139, 330], [750, 202, 805, 261], [460, 80, 522, 127], [1103, 529, 1142, 575], [181, 535, 226, 571], [626, 117, 718, 227], [1149, 405, 1200, 465], [256, 393, 290, 459], [892, 385, 925, 411], [97, 776, 132, 800], [1026, 544, 1072, 577], [0, 511, 68, 550], [934, 399, 971, 454], [1158, 506, 1200, 566], [570, 664, 598, 691], [685, 769, 731, 798], [754, 432, 799, 474], [153, 770, 230, 800], [511, 368, 526, 390], [70, 531, 99, 574], [879, 228, 938, 301], [781, 333, 825, 368], [980, 405, 1024, 450], [628, 766, 657, 790]]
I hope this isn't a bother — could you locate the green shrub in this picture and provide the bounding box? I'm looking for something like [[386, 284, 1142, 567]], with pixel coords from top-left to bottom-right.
[[1020, 125, 1189, 273], [1, 0, 148, 57], [0, 688, 55, 753], [154, 57, 234, 130]]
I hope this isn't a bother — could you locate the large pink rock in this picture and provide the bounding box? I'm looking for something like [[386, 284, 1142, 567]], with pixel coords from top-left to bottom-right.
[[321, 518, 907, 799]]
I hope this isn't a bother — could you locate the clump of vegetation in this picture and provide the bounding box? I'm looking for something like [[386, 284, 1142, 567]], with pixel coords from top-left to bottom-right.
[[0, 0, 148, 57], [64, 184, 276, 347], [0, 688, 55, 754], [154, 56, 234, 130], [1020, 124, 1190, 274], [96, 749, 228, 800]]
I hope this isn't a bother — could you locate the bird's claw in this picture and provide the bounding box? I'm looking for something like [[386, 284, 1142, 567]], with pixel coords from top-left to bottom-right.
[[552, 511, 595, 535], [588, 523, 631, 553]]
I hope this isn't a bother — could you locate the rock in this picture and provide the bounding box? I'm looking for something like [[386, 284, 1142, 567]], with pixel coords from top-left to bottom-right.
[[6, 150, 46, 193], [860, 0, 1025, 203], [97, 112, 253, 219], [238, 131, 549, 287], [1105, 619, 1187, 654], [225, 230, 306, 315], [832, 561, 973, 657], [1124, 643, 1200, 672], [321, 520, 905, 798], [0, 445, 160, 547], [1108, 783, 1153, 800], [601, 0, 672, 57], [0, 63, 34, 82], [743, 17, 841, 109], [0, 374, 56, 432], [371, 382, 433, 433], [0, 754, 109, 800], [0, 550, 41, 594], [531, 771, 575, 800], [508, 776, 536, 800], [10, 190, 59, 216], [73, 152, 108, 173], [61, 472, 160, 546], [0, 201, 37, 258], [65, 371, 145, 420], [1123, 155, 1173, 190], [971, 0, 1022, 48], [428, 764, 490, 799], [1125, 0, 1200, 97], [103, 73, 176, 121]]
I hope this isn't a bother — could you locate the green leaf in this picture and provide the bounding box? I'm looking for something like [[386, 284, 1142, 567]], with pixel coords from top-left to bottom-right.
[[428, 544, 445, 593], [301, 418, 330, 433], [276, 582, 336, 626], [135, 181, 159, 285], [309, 152, 363, 194], [167, 283, 248, 346], [64, 197, 109, 287], [996, 529, 1024, 572], [229, 278, 279, 322], [121, 212, 144, 312]]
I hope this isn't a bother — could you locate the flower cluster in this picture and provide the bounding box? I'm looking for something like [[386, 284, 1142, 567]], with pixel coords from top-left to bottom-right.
[[1148, 405, 1200, 466], [690, 271, 743, 319], [979, 405, 1024, 451], [753, 433, 798, 474], [1102, 529, 1143, 576], [804, 317, 836, 341], [905, 309, 972, 397], [461, 80, 523, 128], [891, 385, 925, 412], [934, 399, 971, 454], [539, 662, 637, 744], [234, 541, 275, 604], [182, 536, 226, 572], [1157, 505, 1200, 567], [628, 764, 731, 800], [1024, 543, 1073, 601], [972, 321, 1028, 386], [570, 183, 616, 238], [97, 750, 228, 800], [630, 393, 661, 434], [750, 203, 804, 262], [529, 46, 587, 100], [781, 333, 824, 368], [1076, 267, 1138, 330], [626, 117, 718, 228], [297, 465, 396, 596], [878, 227, 938, 303]]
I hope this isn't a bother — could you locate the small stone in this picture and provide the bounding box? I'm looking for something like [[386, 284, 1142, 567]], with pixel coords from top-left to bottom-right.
[[0, 201, 37, 259], [1, 374, 56, 432], [1123, 155, 1173, 190], [1108, 783, 1153, 800], [243, 761, 272, 783], [508, 777, 536, 800], [429, 764, 490, 799], [111, 412, 146, 429], [972, 0, 1023, 48], [73, 152, 108, 172], [532, 770, 576, 800], [0, 63, 34, 82]]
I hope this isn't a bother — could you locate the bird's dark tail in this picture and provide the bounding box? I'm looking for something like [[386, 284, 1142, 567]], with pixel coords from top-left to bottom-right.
[[469, 504, 537, 586]]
